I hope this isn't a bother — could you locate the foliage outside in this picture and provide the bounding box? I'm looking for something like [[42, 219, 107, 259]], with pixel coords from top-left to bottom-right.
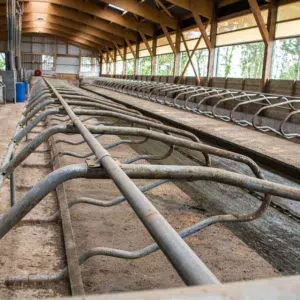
[[272, 37, 300, 80], [126, 59, 135, 75], [155, 53, 174, 76], [116, 61, 123, 75], [42, 55, 54, 71], [138, 57, 151, 75], [179, 49, 208, 77], [0, 53, 5, 70], [80, 57, 99, 74], [214, 42, 264, 78]]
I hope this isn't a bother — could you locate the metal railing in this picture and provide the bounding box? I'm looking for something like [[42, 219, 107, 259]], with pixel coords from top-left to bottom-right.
[[1, 77, 300, 295], [91, 78, 300, 140]]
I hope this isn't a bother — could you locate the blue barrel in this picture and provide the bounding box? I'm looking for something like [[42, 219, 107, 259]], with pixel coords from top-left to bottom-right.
[[23, 80, 29, 95], [16, 82, 26, 103]]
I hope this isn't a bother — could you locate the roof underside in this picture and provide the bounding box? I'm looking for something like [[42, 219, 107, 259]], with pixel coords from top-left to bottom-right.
[[0, 0, 270, 51]]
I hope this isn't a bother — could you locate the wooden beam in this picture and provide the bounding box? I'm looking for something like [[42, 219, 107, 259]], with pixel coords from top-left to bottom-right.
[[173, 25, 181, 77], [0, 2, 138, 41], [21, 29, 101, 50], [20, 13, 126, 45], [161, 24, 176, 54], [218, 0, 240, 8], [165, 0, 213, 19], [113, 47, 117, 76], [155, 0, 174, 18], [99, 0, 176, 29], [113, 42, 124, 61], [248, 0, 270, 44], [21, 21, 110, 48], [207, 9, 217, 82], [191, 9, 212, 49], [139, 31, 154, 57], [151, 36, 157, 76], [1, 0, 155, 36], [134, 41, 139, 76], [125, 38, 136, 59]]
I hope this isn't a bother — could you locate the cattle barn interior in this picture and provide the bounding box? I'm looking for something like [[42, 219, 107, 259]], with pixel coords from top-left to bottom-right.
[[0, 0, 299, 299]]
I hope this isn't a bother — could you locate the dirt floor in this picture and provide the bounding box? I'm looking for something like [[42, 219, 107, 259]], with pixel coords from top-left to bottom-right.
[[0, 103, 69, 299], [81, 86, 300, 275], [49, 112, 280, 295], [0, 94, 286, 299]]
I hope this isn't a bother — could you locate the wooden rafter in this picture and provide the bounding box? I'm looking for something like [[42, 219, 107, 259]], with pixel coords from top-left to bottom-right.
[[20, 21, 113, 48], [99, 0, 176, 29], [218, 0, 240, 8], [139, 31, 154, 57], [20, 13, 126, 45], [165, 0, 213, 19], [248, 0, 270, 44], [0, 2, 138, 41], [161, 24, 176, 54], [0, 0, 155, 36], [155, 0, 174, 19], [21, 28, 101, 50]]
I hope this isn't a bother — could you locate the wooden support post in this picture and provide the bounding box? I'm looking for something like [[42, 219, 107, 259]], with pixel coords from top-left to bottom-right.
[[78, 56, 81, 75], [135, 42, 139, 77], [99, 53, 102, 76], [54, 36, 57, 72], [151, 37, 157, 77], [113, 47, 117, 76], [123, 45, 127, 77], [173, 25, 181, 79], [207, 5, 217, 85], [260, 0, 278, 92]]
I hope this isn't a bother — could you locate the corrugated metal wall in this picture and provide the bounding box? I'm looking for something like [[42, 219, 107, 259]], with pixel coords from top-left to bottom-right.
[[19, 35, 97, 75], [56, 56, 79, 74]]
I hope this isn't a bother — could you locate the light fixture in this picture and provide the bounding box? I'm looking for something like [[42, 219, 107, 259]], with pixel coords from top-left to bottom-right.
[[108, 4, 125, 12]]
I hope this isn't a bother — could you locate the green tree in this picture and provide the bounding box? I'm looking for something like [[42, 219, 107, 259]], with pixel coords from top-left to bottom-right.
[[239, 43, 264, 78], [194, 50, 208, 77], [279, 38, 300, 80], [126, 59, 135, 75], [0, 53, 5, 70], [139, 57, 151, 75], [156, 53, 174, 76], [224, 46, 235, 77]]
